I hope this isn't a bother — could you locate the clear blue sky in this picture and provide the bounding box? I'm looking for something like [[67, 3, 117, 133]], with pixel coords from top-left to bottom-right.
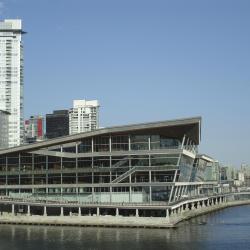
[[1, 0, 250, 166]]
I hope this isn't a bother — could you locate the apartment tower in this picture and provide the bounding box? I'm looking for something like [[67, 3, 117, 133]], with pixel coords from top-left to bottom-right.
[[0, 19, 25, 147]]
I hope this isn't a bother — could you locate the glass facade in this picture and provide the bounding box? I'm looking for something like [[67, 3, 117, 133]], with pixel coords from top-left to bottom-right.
[[0, 118, 207, 204]]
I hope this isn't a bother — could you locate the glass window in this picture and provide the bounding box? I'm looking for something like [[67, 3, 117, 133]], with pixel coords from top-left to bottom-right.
[[151, 135, 180, 150], [130, 135, 149, 150], [151, 154, 179, 166], [48, 156, 61, 170], [78, 138, 92, 153], [111, 135, 129, 151], [93, 157, 110, 168], [78, 157, 92, 168], [94, 136, 109, 152], [62, 157, 76, 169], [131, 155, 149, 166]]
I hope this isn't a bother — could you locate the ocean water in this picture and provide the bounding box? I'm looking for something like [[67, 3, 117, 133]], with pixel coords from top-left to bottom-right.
[[0, 205, 250, 250]]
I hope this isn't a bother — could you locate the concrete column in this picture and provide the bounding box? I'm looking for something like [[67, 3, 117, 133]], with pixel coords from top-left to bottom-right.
[[135, 209, 139, 217], [60, 207, 64, 216], [43, 206, 47, 216], [97, 207, 100, 216], [116, 208, 119, 217], [70, 211, 72, 217], [78, 207, 81, 216], [166, 209, 169, 218], [12, 204, 15, 215], [27, 205, 30, 216]]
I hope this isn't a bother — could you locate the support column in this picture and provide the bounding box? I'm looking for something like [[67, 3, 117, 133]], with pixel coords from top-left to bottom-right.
[[97, 207, 100, 216], [116, 208, 119, 217], [43, 206, 47, 216], [78, 207, 81, 216], [166, 209, 169, 218], [27, 205, 30, 216], [12, 204, 15, 215], [135, 209, 139, 217], [60, 207, 64, 216]]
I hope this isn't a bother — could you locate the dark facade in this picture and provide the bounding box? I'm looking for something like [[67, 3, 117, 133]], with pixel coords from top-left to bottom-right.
[[46, 110, 69, 139]]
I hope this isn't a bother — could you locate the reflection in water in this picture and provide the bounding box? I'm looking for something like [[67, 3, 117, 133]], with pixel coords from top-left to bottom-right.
[[0, 205, 250, 250]]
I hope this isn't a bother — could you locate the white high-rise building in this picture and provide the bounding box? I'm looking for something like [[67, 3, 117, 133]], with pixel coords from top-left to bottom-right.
[[69, 100, 99, 135], [0, 19, 24, 147]]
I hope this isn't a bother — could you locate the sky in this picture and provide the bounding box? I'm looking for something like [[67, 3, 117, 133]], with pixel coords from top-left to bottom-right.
[[0, 0, 250, 166]]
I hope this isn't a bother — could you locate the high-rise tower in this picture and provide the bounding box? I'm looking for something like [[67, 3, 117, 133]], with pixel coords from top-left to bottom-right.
[[0, 19, 25, 147]]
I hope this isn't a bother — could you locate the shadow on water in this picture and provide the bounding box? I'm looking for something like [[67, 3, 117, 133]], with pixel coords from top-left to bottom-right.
[[0, 205, 250, 250]]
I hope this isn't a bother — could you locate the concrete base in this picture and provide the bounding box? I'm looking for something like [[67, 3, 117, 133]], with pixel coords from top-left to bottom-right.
[[0, 200, 249, 229]]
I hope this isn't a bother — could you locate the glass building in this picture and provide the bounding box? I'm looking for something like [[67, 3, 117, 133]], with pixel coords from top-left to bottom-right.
[[0, 117, 216, 204]]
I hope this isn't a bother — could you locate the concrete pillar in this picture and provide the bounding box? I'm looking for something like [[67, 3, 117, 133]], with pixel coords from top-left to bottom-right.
[[97, 207, 100, 216], [116, 208, 119, 217], [27, 205, 30, 216], [60, 207, 64, 216], [135, 209, 139, 217], [43, 206, 47, 216], [166, 209, 169, 218], [70, 211, 72, 217], [78, 207, 81, 216], [12, 204, 15, 215]]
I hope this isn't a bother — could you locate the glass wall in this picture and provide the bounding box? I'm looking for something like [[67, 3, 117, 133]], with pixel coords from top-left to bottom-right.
[[131, 155, 149, 166], [62, 157, 76, 169], [0, 156, 6, 171], [93, 157, 110, 168], [94, 136, 109, 152], [130, 135, 149, 150], [48, 174, 61, 184], [34, 155, 46, 171], [111, 135, 129, 151], [150, 135, 180, 150], [7, 154, 19, 172], [151, 154, 179, 166], [78, 138, 92, 153], [151, 170, 175, 182], [151, 186, 171, 202], [48, 156, 61, 170], [20, 153, 32, 172], [78, 157, 92, 168], [33, 174, 46, 184]]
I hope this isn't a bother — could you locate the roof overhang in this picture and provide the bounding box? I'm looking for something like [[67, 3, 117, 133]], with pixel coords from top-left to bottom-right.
[[0, 116, 201, 155]]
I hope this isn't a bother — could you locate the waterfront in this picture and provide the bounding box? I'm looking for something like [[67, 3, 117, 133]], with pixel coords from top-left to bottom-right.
[[0, 205, 249, 250]]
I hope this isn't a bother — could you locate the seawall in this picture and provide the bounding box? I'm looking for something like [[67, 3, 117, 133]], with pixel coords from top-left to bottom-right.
[[0, 200, 249, 229]]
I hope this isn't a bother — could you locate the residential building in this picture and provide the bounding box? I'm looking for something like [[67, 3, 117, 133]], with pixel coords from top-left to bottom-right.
[[0, 19, 25, 147], [69, 100, 99, 135], [46, 110, 69, 139], [0, 110, 10, 149], [24, 115, 44, 143]]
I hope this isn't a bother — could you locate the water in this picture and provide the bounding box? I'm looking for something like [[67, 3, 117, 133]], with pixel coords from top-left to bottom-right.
[[0, 205, 250, 250]]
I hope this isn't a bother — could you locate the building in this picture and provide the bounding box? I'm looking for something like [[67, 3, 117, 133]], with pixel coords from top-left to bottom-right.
[[193, 155, 220, 182], [0, 110, 10, 149], [0, 19, 25, 148], [69, 100, 99, 135], [46, 110, 69, 139], [0, 117, 217, 203], [24, 115, 44, 143]]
